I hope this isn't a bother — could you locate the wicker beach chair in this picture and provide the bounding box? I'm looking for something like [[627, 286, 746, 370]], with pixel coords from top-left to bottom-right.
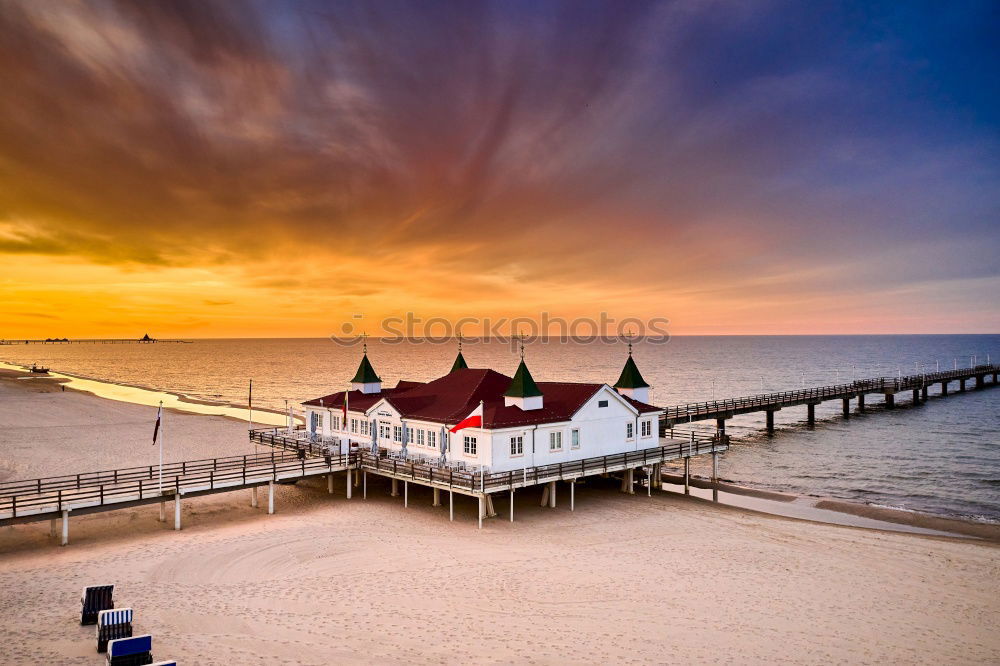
[[96, 608, 133, 652], [106, 634, 153, 666], [81, 584, 114, 625]]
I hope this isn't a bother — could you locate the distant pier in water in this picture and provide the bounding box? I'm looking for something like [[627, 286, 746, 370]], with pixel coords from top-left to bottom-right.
[[0, 334, 191, 345]]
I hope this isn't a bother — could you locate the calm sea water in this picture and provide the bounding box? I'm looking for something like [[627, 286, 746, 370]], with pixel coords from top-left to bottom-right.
[[3, 335, 998, 521]]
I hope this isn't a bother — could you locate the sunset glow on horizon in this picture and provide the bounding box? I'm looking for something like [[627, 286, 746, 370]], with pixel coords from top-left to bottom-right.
[[1, 1, 997, 338]]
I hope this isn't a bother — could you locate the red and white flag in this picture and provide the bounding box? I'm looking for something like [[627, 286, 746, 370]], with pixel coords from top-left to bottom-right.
[[153, 404, 162, 445], [449, 402, 483, 433]]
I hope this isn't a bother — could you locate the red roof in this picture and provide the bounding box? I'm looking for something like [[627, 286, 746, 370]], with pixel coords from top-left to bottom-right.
[[303, 369, 662, 429]]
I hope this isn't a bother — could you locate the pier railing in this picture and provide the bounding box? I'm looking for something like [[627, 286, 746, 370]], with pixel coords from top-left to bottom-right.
[[354, 432, 726, 493], [0, 449, 306, 499], [0, 452, 349, 523], [662, 364, 998, 421]]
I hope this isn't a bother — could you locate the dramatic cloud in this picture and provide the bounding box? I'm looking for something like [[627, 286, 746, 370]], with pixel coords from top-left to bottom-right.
[[0, 0, 997, 335]]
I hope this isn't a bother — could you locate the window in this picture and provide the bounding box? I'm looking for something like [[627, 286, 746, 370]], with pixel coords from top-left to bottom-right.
[[393, 425, 402, 442], [598, 400, 608, 408], [571, 429, 580, 449], [332, 416, 341, 431], [549, 431, 562, 451], [351, 418, 358, 434], [626, 422, 634, 440], [464, 435, 477, 455], [510, 435, 523, 456], [360, 421, 369, 436], [428, 431, 437, 449], [641, 420, 651, 438], [417, 429, 425, 446]]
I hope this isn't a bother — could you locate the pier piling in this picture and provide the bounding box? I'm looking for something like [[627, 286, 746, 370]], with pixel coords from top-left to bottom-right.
[[251, 486, 258, 508], [449, 491, 454, 521], [842, 398, 850, 418], [912, 389, 920, 404], [174, 493, 182, 530], [711, 453, 719, 503], [765, 409, 776, 434], [267, 481, 275, 514], [884, 392, 896, 409], [433, 488, 441, 507], [327, 474, 333, 495], [684, 458, 690, 494], [49, 518, 56, 538], [858, 394, 865, 413], [570, 481, 575, 511], [61, 510, 69, 546], [346, 473, 352, 499], [510, 490, 515, 522], [806, 402, 816, 426], [941, 381, 948, 395]]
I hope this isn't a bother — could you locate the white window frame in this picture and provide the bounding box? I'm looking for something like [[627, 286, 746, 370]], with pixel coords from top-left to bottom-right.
[[626, 422, 634, 440], [417, 429, 425, 446], [571, 429, 580, 449], [351, 418, 358, 434], [641, 420, 652, 438], [510, 435, 523, 457], [463, 435, 477, 456], [549, 431, 562, 452], [428, 431, 437, 449]]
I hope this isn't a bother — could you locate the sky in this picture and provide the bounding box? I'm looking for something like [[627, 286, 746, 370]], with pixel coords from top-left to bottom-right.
[[0, 0, 997, 338]]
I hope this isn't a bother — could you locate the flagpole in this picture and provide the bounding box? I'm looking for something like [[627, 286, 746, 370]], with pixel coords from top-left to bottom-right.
[[158, 400, 164, 522]]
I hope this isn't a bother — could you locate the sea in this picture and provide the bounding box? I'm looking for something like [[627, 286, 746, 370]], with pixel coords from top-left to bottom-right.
[[3, 335, 998, 523]]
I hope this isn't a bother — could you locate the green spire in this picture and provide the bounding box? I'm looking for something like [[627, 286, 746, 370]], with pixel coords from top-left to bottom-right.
[[450, 351, 469, 372], [614, 344, 649, 389], [505, 359, 542, 398], [450, 334, 469, 372], [351, 350, 381, 384]]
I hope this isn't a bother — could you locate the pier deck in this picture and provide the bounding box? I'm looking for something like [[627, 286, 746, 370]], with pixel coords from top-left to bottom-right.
[[661, 364, 998, 430]]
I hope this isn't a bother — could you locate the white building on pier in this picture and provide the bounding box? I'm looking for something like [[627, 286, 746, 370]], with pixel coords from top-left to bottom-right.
[[301, 343, 664, 473]]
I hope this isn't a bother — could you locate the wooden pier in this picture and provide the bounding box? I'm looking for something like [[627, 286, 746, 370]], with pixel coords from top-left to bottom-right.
[[660, 364, 999, 435], [1, 363, 994, 541], [0, 449, 350, 543]]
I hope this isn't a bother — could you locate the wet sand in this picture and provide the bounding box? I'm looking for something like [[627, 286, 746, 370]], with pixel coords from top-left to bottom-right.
[[1, 371, 999, 664]]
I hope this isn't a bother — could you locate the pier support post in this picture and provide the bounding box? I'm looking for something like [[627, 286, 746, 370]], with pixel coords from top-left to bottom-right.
[[510, 490, 515, 522], [541, 484, 550, 506], [251, 486, 258, 508], [922, 386, 928, 401], [61, 510, 69, 546], [404, 481, 408, 508], [327, 474, 334, 495], [449, 491, 454, 521], [960, 379, 966, 392], [912, 389, 920, 404], [570, 480, 575, 511], [49, 518, 57, 538], [884, 392, 895, 409], [627, 469, 635, 495], [765, 409, 776, 435], [684, 458, 690, 495], [433, 488, 441, 507], [716, 418, 727, 436], [268, 481, 275, 514], [391, 479, 399, 497], [842, 398, 850, 418], [858, 394, 865, 413], [711, 453, 719, 503], [174, 493, 182, 530], [159, 501, 166, 522], [806, 403, 816, 427], [354, 469, 360, 487], [363, 471, 367, 499], [548, 481, 557, 508], [478, 496, 484, 530], [941, 381, 948, 395], [486, 494, 496, 517], [346, 472, 352, 499]]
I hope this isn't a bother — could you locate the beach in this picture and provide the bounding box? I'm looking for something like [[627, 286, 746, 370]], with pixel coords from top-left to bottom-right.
[[1, 372, 998, 665]]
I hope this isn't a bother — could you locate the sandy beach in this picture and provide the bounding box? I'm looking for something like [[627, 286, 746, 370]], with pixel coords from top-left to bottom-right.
[[1, 372, 998, 665]]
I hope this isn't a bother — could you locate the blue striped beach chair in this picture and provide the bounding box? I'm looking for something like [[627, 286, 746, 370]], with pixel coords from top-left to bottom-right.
[[81, 584, 114, 625], [96, 608, 134, 652], [106, 634, 153, 666]]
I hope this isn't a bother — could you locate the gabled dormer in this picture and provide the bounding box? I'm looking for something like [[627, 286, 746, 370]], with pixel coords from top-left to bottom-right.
[[504, 358, 543, 410], [351, 347, 382, 394], [614, 344, 650, 404]]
